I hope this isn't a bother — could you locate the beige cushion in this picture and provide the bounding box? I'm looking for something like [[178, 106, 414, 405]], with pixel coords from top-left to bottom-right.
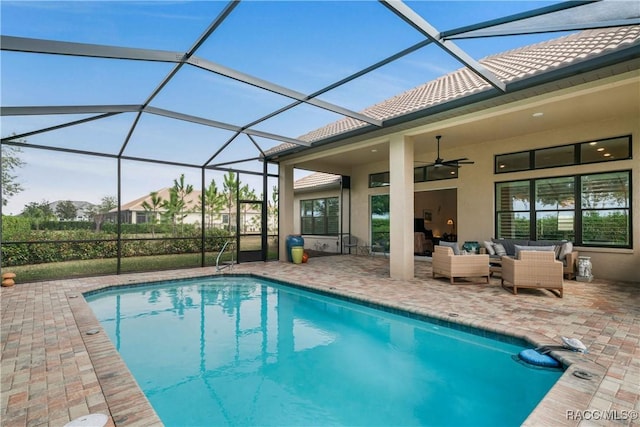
[[439, 241, 460, 255], [493, 242, 507, 256], [483, 241, 495, 255], [559, 242, 573, 259], [515, 244, 555, 259]]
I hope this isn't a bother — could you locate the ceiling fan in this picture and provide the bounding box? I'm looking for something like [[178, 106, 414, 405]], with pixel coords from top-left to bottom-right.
[[415, 135, 475, 168]]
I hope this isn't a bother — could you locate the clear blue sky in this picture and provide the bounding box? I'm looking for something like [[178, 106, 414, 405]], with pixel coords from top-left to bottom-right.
[[1, 0, 565, 215]]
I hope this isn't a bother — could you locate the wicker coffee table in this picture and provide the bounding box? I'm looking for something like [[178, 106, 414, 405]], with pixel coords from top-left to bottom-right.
[[489, 258, 502, 277]]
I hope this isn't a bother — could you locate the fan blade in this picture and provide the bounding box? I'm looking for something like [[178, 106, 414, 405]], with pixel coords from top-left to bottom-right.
[[414, 160, 436, 166], [443, 157, 469, 163], [443, 158, 474, 166]]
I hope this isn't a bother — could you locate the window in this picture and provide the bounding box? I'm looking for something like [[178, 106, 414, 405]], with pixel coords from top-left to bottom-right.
[[413, 166, 458, 182], [495, 181, 531, 239], [135, 212, 152, 224], [300, 197, 339, 235], [369, 172, 389, 187], [535, 177, 575, 241], [426, 165, 458, 181], [370, 194, 389, 253], [495, 171, 631, 248], [376, 166, 457, 187], [581, 172, 630, 246], [496, 151, 530, 173], [580, 136, 631, 164], [535, 146, 575, 169], [495, 135, 631, 174]]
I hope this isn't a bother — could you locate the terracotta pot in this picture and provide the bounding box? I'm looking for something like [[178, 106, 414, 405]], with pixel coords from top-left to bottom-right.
[[2, 272, 16, 287]]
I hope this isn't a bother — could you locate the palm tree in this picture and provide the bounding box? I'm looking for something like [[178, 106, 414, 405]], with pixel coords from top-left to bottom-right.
[[141, 191, 163, 237], [161, 174, 193, 235], [161, 189, 184, 235]]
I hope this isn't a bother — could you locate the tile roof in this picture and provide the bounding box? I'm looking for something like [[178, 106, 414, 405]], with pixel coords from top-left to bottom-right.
[[267, 25, 640, 155], [294, 172, 342, 190], [116, 187, 202, 212]]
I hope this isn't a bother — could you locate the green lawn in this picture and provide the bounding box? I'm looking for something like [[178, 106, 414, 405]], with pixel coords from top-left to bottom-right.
[[5, 252, 229, 283], [4, 247, 281, 283]]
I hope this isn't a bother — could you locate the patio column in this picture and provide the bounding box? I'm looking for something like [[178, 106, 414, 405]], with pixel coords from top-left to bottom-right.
[[389, 134, 414, 280], [279, 164, 295, 262]]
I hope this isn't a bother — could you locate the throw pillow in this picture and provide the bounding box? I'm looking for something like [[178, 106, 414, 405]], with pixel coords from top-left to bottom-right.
[[559, 242, 573, 260], [492, 239, 528, 256], [483, 241, 495, 255], [493, 243, 507, 257], [439, 241, 460, 255], [554, 244, 562, 260]]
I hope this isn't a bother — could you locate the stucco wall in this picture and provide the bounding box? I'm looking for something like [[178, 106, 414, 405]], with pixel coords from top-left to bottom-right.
[[456, 116, 639, 283]]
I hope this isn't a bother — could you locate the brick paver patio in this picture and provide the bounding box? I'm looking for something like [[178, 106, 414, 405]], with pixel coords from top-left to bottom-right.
[[1, 255, 639, 426]]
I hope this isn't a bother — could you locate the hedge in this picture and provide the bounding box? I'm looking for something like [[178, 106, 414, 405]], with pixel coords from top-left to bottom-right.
[[1, 215, 31, 238], [1, 227, 234, 267]]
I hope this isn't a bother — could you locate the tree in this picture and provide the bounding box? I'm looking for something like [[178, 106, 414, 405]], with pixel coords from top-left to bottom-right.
[[88, 196, 117, 232], [141, 191, 163, 237], [238, 183, 258, 233], [161, 189, 185, 235], [161, 174, 193, 234], [1, 144, 25, 206], [222, 171, 238, 232], [56, 200, 77, 221], [371, 193, 389, 216], [267, 185, 278, 233], [201, 179, 225, 229], [21, 200, 54, 230]]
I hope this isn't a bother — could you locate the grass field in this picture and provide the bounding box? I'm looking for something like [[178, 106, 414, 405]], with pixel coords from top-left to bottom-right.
[[2, 235, 279, 283], [5, 252, 232, 283]]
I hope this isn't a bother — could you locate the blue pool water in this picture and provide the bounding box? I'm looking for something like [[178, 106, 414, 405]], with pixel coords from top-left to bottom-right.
[[86, 276, 562, 427]]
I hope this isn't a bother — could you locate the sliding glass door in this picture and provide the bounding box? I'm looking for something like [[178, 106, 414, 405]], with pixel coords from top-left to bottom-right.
[[370, 194, 389, 254]]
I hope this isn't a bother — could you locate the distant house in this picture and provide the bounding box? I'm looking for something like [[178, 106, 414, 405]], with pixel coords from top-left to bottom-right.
[[114, 187, 261, 232], [115, 187, 203, 226], [48, 200, 96, 221]]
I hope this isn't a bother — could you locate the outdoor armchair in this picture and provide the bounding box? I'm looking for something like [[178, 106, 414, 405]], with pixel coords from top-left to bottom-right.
[[432, 245, 490, 284], [501, 250, 563, 297]]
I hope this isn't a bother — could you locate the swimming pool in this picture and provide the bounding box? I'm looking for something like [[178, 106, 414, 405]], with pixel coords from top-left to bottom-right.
[[86, 275, 562, 426]]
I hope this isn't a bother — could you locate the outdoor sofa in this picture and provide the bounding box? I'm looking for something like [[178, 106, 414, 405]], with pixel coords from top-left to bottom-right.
[[481, 238, 578, 279]]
